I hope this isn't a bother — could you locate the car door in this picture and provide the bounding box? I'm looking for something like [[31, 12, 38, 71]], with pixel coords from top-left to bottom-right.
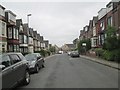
[[2, 55, 14, 88], [9, 54, 24, 84], [36, 54, 42, 67], [17, 53, 28, 80]]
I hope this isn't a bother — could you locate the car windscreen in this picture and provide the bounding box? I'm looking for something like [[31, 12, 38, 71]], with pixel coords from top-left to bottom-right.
[[25, 54, 36, 61]]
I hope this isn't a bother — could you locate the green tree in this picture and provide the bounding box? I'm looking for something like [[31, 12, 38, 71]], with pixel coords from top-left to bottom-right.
[[77, 39, 91, 54], [103, 26, 119, 51], [49, 46, 56, 54], [103, 26, 120, 62]]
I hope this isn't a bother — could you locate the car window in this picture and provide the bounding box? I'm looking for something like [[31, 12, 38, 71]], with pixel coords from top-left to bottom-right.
[[25, 54, 36, 61], [9, 54, 21, 64], [18, 53, 26, 60], [1, 55, 11, 68]]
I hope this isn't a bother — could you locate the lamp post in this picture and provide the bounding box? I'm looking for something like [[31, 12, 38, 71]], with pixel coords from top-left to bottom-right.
[[27, 14, 32, 27]]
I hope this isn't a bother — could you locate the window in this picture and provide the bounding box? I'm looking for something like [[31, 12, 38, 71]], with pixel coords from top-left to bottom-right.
[[98, 35, 101, 45], [107, 16, 112, 26], [29, 37, 33, 44], [16, 29, 19, 39], [8, 27, 12, 38], [2, 55, 11, 68], [8, 45, 13, 52], [2, 22, 6, 36], [0, 8, 5, 17], [17, 45, 19, 52], [24, 48, 28, 53], [24, 35, 27, 43], [13, 28, 18, 39], [19, 25, 23, 32], [9, 13, 16, 23], [100, 21, 104, 31], [14, 45, 17, 52], [101, 34, 105, 45], [10, 54, 21, 64], [19, 48, 23, 53], [2, 44, 6, 52], [13, 28, 16, 39], [19, 35, 23, 43], [18, 53, 25, 60]]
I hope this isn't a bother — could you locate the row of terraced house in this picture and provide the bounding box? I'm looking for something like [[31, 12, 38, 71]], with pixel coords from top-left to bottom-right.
[[0, 4, 49, 54], [79, 1, 120, 48]]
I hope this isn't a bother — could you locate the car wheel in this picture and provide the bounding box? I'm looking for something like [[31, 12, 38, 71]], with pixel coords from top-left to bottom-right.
[[42, 64, 45, 68], [35, 65, 39, 73], [23, 70, 30, 85]]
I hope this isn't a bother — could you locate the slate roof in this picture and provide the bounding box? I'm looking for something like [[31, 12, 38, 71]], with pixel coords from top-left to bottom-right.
[[29, 28, 34, 37], [16, 19, 22, 28], [66, 44, 75, 49], [23, 23, 29, 36]]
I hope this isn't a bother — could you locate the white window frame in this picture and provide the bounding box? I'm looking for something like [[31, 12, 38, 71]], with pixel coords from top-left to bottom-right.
[[8, 27, 12, 38]]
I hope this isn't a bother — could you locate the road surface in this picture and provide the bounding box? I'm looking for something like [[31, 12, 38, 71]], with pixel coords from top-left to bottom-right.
[[18, 54, 118, 88]]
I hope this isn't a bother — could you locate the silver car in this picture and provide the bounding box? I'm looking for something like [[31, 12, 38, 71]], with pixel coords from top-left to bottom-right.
[[25, 53, 45, 73]]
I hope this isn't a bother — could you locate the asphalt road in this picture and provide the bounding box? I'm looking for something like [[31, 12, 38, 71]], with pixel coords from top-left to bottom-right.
[[18, 54, 118, 88]]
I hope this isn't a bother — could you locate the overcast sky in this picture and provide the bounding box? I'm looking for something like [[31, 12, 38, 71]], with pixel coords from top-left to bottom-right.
[[1, 0, 111, 47]]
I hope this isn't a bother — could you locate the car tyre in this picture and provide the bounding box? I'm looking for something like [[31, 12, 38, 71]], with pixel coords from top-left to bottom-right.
[[42, 64, 45, 68], [35, 65, 39, 73], [23, 70, 30, 85]]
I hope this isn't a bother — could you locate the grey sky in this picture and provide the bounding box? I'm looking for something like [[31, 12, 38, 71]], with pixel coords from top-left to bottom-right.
[[1, 1, 110, 47]]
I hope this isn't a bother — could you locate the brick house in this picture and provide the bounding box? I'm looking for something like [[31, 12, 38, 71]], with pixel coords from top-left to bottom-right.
[[91, 16, 99, 48], [43, 40, 49, 50], [88, 20, 93, 39], [16, 19, 29, 54], [0, 5, 7, 52], [39, 36, 44, 49], [33, 31, 38, 52], [79, 25, 89, 41], [5, 10, 19, 52], [61, 44, 75, 52], [19, 23, 29, 53], [98, 8, 107, 47], [37, 34, 41, 51], [28, 28, 34, 53], [111, 1, 120, 36]]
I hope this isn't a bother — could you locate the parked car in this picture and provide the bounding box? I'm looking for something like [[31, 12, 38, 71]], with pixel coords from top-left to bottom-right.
[[0, 53, 30, 89], [58, 51, 63, 54], [25, 53, 45, 73], [67, 51, 71, 56], [70, 51, 80, 57]]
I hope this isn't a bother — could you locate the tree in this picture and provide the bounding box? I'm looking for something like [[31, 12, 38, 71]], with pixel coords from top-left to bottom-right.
[[103, 26, 119, 51], [77, 39, 91, 54], [103, 26, 120, 62], [49, 46, 55, 54]]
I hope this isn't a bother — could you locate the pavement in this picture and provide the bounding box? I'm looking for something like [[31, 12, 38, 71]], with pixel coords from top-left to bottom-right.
[[80, 55, 120, 70]]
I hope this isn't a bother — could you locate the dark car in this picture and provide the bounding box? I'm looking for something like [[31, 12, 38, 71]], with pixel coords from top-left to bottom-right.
[[0, 53, 30, 89], [25, 53, 45, 73], [70, 51, 80, 57]]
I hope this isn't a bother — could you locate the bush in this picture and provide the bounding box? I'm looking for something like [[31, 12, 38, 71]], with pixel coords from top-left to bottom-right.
[[95, 48, 105, 58], [102, 49, 120, 62], [103, 50, 114, 61], [113, 49, 120, 63]]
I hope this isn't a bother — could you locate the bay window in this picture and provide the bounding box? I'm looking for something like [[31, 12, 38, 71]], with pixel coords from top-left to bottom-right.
[[8, 27, 12, 38]]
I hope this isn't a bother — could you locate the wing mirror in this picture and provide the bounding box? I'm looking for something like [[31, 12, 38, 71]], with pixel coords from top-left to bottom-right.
[[0, 65, 6, 70], [37, 57, 41, 60]]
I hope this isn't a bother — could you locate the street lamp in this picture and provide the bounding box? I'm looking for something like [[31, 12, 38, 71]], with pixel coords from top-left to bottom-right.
[[27, 14, 32, 27]]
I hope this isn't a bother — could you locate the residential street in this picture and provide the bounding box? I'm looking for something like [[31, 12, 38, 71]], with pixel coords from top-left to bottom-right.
[[18, 54, 118, 88]]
